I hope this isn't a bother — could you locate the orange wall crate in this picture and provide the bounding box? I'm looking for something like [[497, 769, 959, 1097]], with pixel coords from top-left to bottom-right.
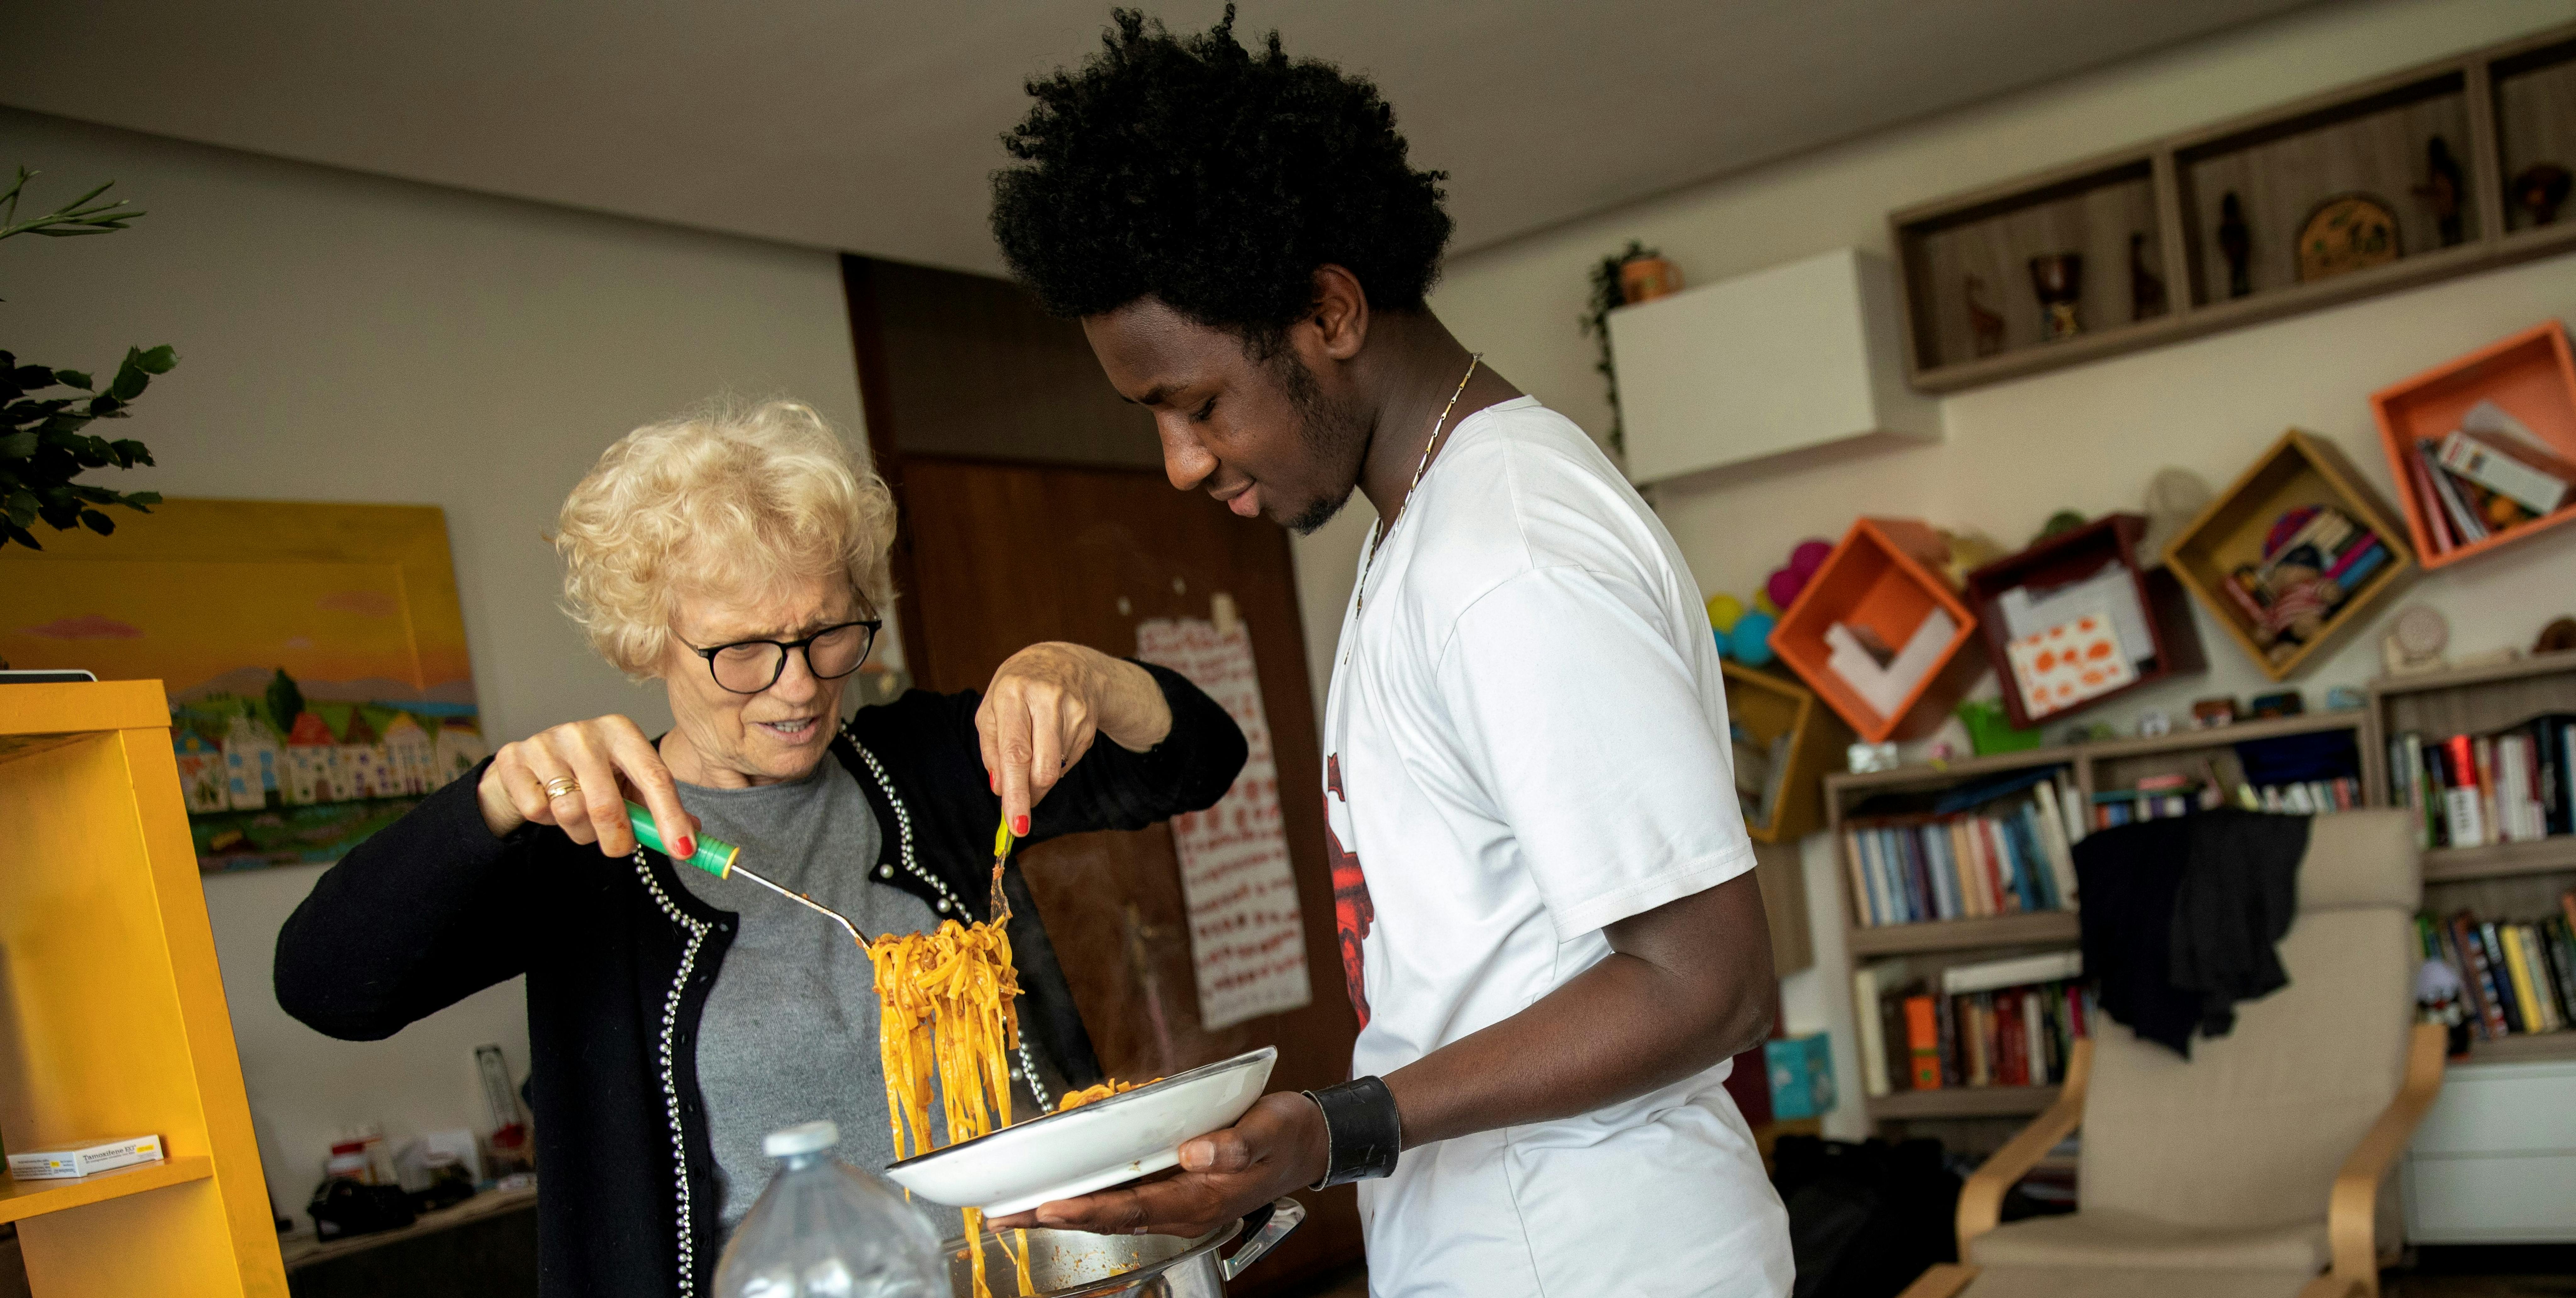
[[2370, 319, 2576, 570]]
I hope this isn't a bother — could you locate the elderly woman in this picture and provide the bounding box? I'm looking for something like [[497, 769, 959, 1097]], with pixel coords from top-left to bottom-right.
[[275, 399, 1245, 1298]]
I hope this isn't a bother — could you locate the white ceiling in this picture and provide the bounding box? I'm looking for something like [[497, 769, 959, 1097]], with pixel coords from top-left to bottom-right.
[[0, 1, 2330, 275]]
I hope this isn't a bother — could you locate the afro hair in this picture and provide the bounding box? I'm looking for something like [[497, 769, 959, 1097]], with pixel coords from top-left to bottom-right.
[[991, 7, 1452, 348]]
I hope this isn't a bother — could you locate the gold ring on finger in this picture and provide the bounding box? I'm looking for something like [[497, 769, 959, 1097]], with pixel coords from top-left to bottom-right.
[[543, 776, 582, 799]]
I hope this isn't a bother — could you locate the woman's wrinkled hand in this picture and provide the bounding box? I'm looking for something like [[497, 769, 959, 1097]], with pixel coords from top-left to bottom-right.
[[976, 643, 1170, 836], [986, 1091, 1326, 1239], [476, 715, 697, 858]]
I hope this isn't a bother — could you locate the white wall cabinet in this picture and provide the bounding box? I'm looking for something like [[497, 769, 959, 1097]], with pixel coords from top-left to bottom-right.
[[1607, 247, 1936, 487]]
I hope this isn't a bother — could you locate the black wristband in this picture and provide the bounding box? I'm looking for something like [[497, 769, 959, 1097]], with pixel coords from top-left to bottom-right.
[[1302, 1075, 1402, 1189]]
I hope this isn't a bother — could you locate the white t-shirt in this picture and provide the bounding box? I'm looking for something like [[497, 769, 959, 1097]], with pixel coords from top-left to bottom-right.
[[1321, 396, 1792, 1298]]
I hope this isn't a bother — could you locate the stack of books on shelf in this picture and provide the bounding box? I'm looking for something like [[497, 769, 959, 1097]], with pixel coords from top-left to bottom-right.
[[2422, 895, 2576, 1041], [2387, 716, 2575, 850], [1842, 768, 2081, 927], [2093, 758, 2364, 829], [2403, 407, 2576, 559], [1854, 949, 2091, 1097]]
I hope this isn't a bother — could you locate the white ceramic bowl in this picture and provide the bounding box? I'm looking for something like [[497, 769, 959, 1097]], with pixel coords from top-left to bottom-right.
[[884, 1046, 1275, 1218]]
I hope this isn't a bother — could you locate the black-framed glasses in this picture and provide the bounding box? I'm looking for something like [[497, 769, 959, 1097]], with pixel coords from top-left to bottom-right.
[[688, 618, 880, 694]]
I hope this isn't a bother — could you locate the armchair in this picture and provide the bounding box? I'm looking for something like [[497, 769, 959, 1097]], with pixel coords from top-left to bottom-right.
[[1900, 809, 2446, 1298]]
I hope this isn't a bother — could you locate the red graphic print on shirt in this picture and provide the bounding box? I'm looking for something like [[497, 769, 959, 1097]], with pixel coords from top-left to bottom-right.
[[1325, 753, 1373, 1026]]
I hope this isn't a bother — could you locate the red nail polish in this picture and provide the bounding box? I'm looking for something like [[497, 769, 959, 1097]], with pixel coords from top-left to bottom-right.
[[990, 772, 998, 793], [675, 837, 694, 859], [1013, 814, 1029, 836]]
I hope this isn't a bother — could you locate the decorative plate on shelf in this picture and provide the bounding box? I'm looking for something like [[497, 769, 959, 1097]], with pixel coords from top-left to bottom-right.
[[2296, 194, 2400, 283]]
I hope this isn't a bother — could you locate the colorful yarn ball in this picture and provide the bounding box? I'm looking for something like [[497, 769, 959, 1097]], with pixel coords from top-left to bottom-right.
[[1732, 611, 1778, 667], [1712, 626, 1733, 659], [1706, 593, 1745, 634], [1753, 589, 1781, 617], [1788, 540, 1832, 577]]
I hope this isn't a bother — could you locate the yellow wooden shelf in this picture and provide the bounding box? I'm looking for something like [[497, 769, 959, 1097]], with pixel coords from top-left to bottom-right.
[[0, 1157, 213, 1225], [0, 681, 286, 1296]]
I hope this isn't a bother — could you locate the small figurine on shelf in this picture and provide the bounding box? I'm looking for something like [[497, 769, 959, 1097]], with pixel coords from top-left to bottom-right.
[[2256, 546, 2340, 654], [2190, 697, 2237, 728], [2219, 192, 2253, 298], [2129, 232, 2167, 320], [2029, 253, 2083, 341], [2136, 708, 2172, 738], [2383, 604, 2449, 676], [1846, 741, 1900, 775], [2324, 685, 2366, 711], [1965, 274, 2006, 358], [2514, 164, 2572, 227], [2249, 689, 2304, 719], [2239, 504, 2384, 665], [2537, 616, 2576, 655], [2416, 958, 2473, 1060], [2032, 509, 2087, 546], [2416, 135, 2465, 247]]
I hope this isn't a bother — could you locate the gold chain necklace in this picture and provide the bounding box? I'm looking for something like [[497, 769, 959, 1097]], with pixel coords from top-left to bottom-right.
[[1352, 353, 1481, 618]]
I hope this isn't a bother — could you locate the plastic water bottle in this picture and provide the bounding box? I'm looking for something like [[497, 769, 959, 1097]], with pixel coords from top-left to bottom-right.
[[713, 1120, 945, 1298]]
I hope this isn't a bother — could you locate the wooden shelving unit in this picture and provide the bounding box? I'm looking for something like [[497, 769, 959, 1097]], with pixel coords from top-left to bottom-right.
[[0, 681, 285, 1298], [1722, 661, 1853, 844], [2365, 649, 2576, 1064], [1869, 1085, 2061, 1122], [1891, 21, 2576, 393], [1961, 512, 2206, 728], [2369, 320, 2576, 570], [2161, 429, 2415, 680], [1830, 711, 2371, 1126], [1770, 518, 1983, 743]]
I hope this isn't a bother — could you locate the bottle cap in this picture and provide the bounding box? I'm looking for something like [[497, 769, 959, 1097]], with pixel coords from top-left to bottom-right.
[[762, 1120, 840, 1158]]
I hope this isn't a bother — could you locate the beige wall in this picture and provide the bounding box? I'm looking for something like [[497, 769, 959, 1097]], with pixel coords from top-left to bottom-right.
[[0, 107, 869, 1216], [1296, 0, 2576, 1139]]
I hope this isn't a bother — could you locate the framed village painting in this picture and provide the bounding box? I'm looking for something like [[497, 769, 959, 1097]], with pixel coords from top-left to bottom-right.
[[0, 499, 487, 871]]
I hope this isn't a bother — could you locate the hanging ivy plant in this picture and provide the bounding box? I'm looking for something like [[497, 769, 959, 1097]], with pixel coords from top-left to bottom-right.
[[1578, 239, 1656, 458]]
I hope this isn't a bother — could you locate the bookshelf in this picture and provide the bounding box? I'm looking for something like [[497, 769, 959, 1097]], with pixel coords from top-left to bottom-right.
[[0, 681, 286, 1298], [1830, 711, 2372, 1128], [2366, 649, 2576, 1066]]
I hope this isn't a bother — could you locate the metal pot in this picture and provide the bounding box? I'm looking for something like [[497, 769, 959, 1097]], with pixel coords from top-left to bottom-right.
[[943, 1197, 1303, 1298]]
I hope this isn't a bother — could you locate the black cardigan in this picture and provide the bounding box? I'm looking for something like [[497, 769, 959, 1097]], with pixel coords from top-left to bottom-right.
[[274, 663, 1245, 1298]]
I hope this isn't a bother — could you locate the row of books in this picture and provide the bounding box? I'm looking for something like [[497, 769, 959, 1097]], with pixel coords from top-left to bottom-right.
[[2387, 717, 2574, 851], [2404, 424, 2575, 558], [1841, 772, 2080, 927], [2421, 896, 2576, 1039], [1853, 949, 2090, 1097]]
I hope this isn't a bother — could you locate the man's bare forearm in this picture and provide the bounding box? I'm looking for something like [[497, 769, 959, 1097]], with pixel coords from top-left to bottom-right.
[[1385, 871, 1775, 1149]]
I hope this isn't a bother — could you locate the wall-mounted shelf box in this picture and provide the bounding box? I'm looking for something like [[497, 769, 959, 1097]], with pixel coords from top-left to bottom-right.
[[1722, 661, 1853, 844], [2162, 429, 2415, 681], [1609, 248, 1937, 487], [2371, 320, 2576, 569], [1770, 518, 1983, 743], [1892, 21, 2576, 393], [1962, 512, 2206, 729]]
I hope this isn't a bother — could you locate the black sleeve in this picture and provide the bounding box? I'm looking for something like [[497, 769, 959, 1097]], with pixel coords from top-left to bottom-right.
[[273, 759, 541, 1041], [873, 658, 1248, 847]]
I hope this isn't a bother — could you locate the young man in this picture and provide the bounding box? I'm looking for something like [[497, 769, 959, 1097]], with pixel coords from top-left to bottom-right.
[[987, 13, 1792, 1295]]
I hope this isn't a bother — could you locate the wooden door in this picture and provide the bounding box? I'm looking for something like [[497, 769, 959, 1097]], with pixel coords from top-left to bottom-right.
[[896, 456, 1363, 1294]]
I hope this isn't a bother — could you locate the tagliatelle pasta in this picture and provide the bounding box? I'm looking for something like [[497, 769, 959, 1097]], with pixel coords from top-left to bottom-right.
[[867, 919, 1030, 1298], [1053, 1077, 1158, 1112]]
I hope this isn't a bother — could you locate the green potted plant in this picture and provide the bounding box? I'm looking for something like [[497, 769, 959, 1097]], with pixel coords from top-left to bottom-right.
[[2, 167, 175, 551]]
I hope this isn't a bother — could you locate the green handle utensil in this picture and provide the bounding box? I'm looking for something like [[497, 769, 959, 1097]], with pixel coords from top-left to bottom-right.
[[625, 801, 864, 945]]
